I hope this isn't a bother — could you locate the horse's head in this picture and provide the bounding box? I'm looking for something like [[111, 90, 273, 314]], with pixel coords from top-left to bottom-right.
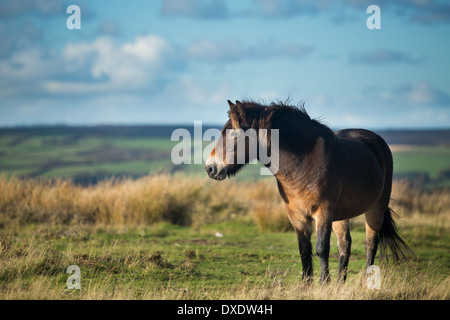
[[205, 100, 258, 180]]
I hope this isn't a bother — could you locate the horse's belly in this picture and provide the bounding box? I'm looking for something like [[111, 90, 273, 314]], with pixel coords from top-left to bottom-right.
[[332, 169, 384, 220], [333, 206, 370, 221]]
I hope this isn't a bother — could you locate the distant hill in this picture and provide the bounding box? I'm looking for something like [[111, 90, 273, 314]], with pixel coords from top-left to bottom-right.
[[1, 125, 449, 146], [0, 125, 193, 138], [1, 125, 449, 187], [374, 130, 450, 146]]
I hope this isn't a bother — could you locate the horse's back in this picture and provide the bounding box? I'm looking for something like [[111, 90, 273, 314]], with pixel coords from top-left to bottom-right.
[[335, 129, 393, 175], [336, 128, 384, 144]]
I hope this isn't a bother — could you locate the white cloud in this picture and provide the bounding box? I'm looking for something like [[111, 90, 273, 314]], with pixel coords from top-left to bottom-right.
[[0, 35, 182, 97], [1, 34, 313, 99], [1, 34, 314, 101], [60, 35, 180, 92]]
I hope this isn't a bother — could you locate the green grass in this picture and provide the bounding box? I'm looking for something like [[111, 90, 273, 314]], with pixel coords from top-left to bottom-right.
[[0, 134, 174, 178], [393, 146, 450, 179], [108, 137, 178, 151], [1, 217, 448, 299]]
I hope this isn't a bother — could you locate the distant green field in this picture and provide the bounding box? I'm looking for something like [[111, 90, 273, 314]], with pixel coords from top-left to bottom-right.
[[0, 134, 178, 179], [0, 133, 270, 182], [0, 131, 449, 186], [393, 146, 450, 178]]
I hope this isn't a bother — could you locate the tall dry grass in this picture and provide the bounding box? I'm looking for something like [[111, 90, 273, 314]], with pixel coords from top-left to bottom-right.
[[391, 180, 450, 216], [0, 174, 449, 231], [0, 174, 241, 227]]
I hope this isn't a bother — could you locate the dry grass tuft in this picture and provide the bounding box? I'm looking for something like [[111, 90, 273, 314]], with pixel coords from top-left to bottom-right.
[[0, 174, 247, 227], [228, 265, 450, 300], [1, 175, 449, 232], [391, 180, 450, 216]]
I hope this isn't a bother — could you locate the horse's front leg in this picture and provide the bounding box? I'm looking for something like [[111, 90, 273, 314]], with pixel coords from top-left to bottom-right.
[[288, 211, 313, 284], [314, 208, 333, 284], [295, 227, 313, 283]]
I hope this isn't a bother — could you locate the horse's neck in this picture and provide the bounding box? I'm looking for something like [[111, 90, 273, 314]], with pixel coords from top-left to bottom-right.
[[269, 116, 329, 183], [275, 114, 322, 154]]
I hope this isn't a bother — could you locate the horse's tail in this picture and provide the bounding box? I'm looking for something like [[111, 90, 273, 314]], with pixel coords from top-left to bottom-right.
[[379, 207, 413, 263]]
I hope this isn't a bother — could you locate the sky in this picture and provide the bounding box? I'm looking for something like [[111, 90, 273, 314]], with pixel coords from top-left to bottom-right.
[[0, 0, 449, 129]]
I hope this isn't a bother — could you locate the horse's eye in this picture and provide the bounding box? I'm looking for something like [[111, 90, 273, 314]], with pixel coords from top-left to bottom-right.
[[229, 130, 240, 139]]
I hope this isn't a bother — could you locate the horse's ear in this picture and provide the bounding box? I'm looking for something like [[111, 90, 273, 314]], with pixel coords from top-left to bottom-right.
[[229, 112, 240, 130], [235, 101, 248, 127], [228, 99, 247, 129]]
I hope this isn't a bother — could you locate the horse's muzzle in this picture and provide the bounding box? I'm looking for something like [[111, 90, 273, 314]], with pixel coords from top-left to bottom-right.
[[205, 164, 227, 180]]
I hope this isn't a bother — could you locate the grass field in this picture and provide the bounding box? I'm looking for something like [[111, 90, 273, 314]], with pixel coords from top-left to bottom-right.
[[0, 175, 448, 300], [0, 128, 449, 300], [1, 220, 449, 300]]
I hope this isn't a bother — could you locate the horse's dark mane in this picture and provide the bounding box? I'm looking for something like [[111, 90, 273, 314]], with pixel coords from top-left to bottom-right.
[[240, 100, 334, 136]]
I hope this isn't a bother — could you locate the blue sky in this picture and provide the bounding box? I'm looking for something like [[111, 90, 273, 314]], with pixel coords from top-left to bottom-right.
[[0, 0, 449, 129]]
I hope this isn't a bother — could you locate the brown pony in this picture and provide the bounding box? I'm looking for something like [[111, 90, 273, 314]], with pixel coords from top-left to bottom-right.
[[206, 100, 412, 283]]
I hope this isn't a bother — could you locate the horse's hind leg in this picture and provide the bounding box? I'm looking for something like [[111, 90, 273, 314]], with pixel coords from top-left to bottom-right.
[[365, 205, 384, 267], [332, 220, 352, 282]]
